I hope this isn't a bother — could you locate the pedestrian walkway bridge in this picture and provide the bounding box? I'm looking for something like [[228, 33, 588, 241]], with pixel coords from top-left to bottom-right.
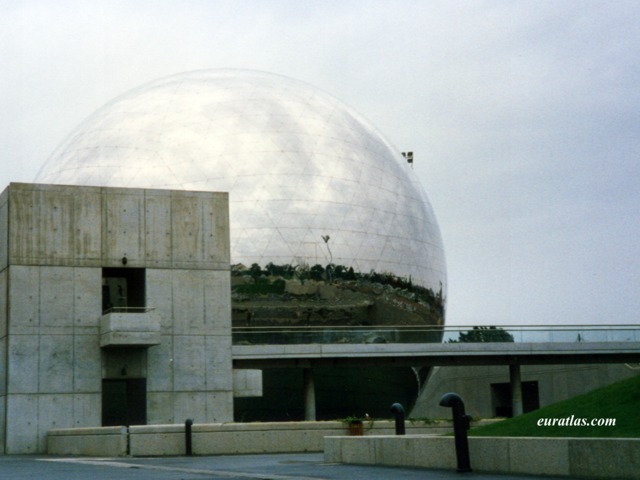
[[232, 324, 640, 368], [232, 324, 640, 419]]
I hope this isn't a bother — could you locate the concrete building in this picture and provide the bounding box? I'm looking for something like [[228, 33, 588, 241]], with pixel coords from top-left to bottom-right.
[[413, 363, 638, 420], [0, 182, 235, 453]]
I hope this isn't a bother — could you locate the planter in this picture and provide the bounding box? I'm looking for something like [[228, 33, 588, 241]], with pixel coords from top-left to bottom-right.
[[348, 421, 364, 436]]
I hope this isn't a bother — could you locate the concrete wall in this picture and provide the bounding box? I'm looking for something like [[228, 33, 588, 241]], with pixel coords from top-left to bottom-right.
[[48, 420, 458, 456], [1, 183, 233, 454], [47, 427, 128, 457], [4, 265, 103, 453], [0, 188, 8, 453], [0, 187, 8, 270], [325, 435, 640, 480], [233, 370, 263, 397], [145, 268, 233, 425], [6, 183, 229, 269], [413, 364, 638, 419]]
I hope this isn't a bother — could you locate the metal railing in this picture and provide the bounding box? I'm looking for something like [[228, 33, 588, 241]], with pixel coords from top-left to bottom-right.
[[232, 324, 640, 346], [102, 306, 156, 315]]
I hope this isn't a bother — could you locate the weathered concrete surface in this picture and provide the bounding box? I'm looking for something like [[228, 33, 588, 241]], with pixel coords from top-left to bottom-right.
[[48, 420, 458, 456], [324, 435, 640, 480], [232, 369, 263, 397], [99, 311, 162, 347], [413, 363, 637, 419], [6, 183, 230, 269], [47, 426, 128, 457]]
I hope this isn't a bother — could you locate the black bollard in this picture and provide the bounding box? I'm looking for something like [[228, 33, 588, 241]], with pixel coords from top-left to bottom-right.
[[185, 418, 194, 456], [439, 393, 472, 473], [390, 403, 406, 435]]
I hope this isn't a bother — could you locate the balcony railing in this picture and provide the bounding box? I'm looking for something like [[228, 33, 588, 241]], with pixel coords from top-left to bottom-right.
[[102, 306, 156, 314], [232, 324, 640, 346]]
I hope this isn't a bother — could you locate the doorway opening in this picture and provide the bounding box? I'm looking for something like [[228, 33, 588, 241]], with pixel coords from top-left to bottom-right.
[[491, 380, 540, 417], [102, 268, 146, 313], [102, 378, 147, 426]]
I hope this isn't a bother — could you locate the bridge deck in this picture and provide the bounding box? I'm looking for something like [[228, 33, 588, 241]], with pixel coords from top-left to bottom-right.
[[232, 341, 640, 368]]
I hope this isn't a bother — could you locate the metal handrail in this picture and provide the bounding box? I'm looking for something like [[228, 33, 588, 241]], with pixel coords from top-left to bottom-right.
[[102, 306, 156, 314], [233, 324, 638, 330], [232, 324, 640, 345]]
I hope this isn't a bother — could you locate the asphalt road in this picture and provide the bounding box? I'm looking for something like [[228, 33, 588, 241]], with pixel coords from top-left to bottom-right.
[[0, 453, 575, 480]]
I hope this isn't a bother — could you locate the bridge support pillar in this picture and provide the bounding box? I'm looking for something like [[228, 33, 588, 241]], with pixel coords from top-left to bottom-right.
[[303, 368, 316, 421], [509, 364, 523, 416]]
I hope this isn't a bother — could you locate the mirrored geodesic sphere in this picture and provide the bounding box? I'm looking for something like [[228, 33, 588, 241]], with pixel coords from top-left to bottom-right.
[[36, 69, 446, 315]]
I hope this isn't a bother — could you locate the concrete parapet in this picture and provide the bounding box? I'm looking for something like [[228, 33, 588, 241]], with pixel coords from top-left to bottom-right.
[[232, 369, 263, 398], [47, 426, 128, 457], [324, 435, 640, 480], [99, 311, 162, 347], [568, 438, 640, 480], [129, 421, 450, 456], [47, 420, 454, 457], [129, 424, 184, 456]]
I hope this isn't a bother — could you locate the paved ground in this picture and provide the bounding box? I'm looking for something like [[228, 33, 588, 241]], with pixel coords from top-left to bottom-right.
[[0, 453, 577, 480]]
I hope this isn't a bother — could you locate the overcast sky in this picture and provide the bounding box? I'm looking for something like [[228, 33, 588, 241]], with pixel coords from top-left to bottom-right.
[[2, 0, 639, 327]]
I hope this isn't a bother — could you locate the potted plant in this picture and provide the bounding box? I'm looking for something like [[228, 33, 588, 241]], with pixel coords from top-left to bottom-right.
[[342, 414, 372, 436]]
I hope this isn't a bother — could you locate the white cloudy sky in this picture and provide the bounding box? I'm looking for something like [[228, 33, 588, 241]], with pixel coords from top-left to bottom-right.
[[2, 0, 639, 326]]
